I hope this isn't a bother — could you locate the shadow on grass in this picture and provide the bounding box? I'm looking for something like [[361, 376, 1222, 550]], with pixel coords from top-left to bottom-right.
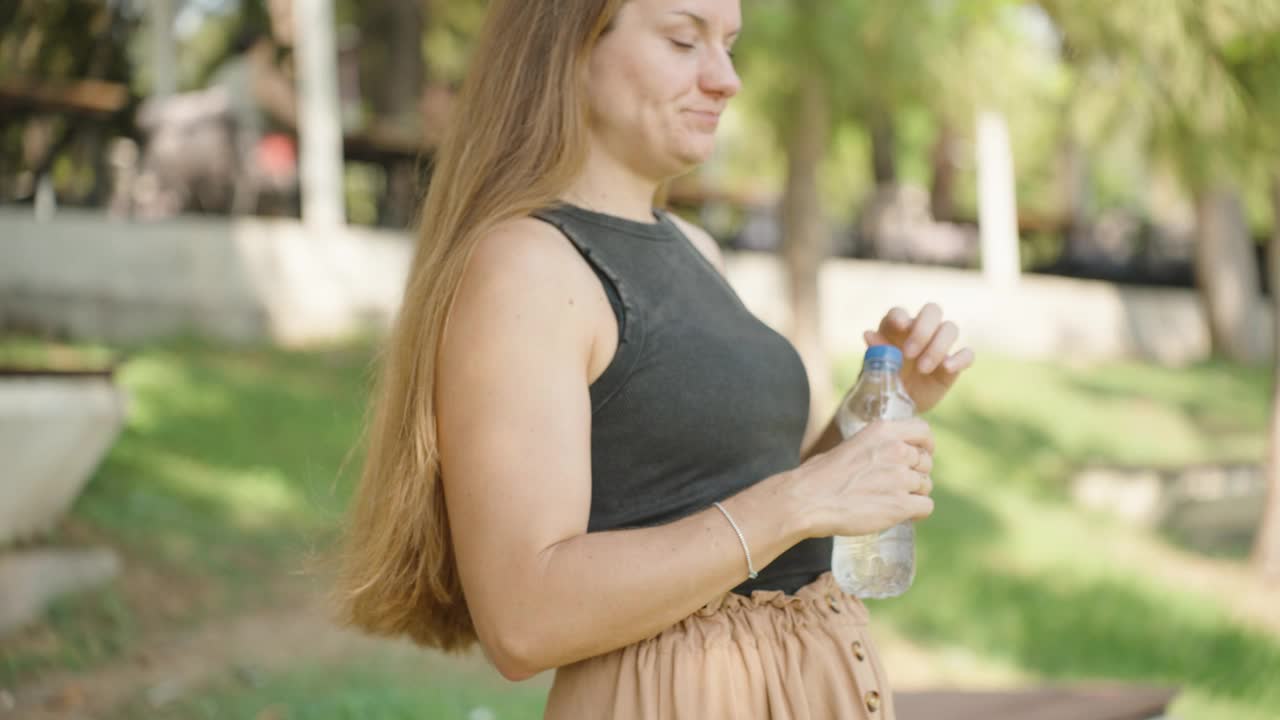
[[2, 340, 377, 687], [75, 340, 376, 573], [1061, 360, 1269, 452], [872, 393, 1280, 711]]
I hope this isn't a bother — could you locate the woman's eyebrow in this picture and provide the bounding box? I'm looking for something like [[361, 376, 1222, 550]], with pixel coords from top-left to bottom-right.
[[668, 10, 741, 37]]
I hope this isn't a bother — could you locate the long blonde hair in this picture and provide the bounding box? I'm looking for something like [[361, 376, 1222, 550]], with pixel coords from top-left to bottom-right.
[[335, 0, 626, 651]]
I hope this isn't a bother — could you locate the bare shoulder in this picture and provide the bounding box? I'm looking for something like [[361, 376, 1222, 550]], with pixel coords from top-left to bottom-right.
[[666, 212, 727, 275], [442, 216, 606, 377], [462, 216, 595, 297]]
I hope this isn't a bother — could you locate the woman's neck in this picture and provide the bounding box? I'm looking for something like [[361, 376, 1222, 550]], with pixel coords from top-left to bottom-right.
[[562, 147, 662, 223]]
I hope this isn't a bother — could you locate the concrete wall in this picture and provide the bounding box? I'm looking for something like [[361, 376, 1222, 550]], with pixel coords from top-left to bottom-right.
[[1, 210, 1272, 364], [725, 253, 1272, 366], [1, 209, 411, 346]]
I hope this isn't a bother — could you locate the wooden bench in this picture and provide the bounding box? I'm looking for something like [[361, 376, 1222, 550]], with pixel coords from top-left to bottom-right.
[[897, 685, 1180, 720], [0, 78, 131, 117]]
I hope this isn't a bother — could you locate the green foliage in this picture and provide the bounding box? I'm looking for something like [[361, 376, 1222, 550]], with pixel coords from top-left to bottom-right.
[[423, 0, 487, 85], [736, 0, 1056, 224], [0, 0, 136, 82], [1043, 0, 1280, 191]]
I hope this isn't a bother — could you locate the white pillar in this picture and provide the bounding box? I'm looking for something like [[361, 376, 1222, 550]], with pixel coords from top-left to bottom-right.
[[976, 110, 1020, 287], [150, 0, 177, 98], [294, 0, 346, 227]]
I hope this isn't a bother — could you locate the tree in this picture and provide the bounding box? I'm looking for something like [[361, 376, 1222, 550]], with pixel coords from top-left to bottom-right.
[[738, 0, 1021, 434], [929, 118, 959, 222], [781, 74, 834, 439], [0, 0, 137, 205], [1039, 0, 1274, 364], [738, 0, 837, 438], [1260, 173, 1280, 580], [357, 0, 427, 122], [1222, 23, 1280, 578], [1042, 0, 1280, 576], [835, 0, 1029, 278]]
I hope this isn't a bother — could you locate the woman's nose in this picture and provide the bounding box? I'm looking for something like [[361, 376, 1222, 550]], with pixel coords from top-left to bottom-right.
[[702, 50, 742, 99]]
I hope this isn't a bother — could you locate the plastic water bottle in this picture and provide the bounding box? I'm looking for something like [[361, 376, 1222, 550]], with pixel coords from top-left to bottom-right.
[[831, 345, 917, 599]]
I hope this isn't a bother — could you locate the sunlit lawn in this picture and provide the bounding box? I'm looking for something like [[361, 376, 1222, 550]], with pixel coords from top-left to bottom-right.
[[1, 339, 370, 684], [837, 354, 1277, 720], [3, 338, 1274, 719]]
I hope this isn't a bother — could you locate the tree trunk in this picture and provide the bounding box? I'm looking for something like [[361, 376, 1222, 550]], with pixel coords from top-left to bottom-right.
[[1059, 136, 1088, 228], [1193, 185, 1265, 363], [1253, 173, 1280, 580], [929, 118, 957, 222], [1058, 134, 1089, 266], [869, 107, 897, 188], [363, 0, 426, 119], [782, 77, 833, 445]]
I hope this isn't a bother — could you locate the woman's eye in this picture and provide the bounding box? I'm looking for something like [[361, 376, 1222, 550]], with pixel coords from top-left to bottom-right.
[[669, 39, 696, 51]]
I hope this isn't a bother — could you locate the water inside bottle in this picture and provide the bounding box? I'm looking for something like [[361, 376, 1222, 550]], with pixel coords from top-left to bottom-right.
[[831, 350, 919, 599]]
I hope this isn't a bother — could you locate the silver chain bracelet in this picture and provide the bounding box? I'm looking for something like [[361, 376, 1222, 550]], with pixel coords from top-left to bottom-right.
[[713, 501, 759, 580]]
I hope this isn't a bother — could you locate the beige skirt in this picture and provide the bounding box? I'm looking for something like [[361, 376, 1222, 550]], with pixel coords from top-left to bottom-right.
[[544, 572, 896, 719]]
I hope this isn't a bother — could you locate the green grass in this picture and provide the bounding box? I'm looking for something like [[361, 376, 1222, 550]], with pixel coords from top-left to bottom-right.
[[835, 352, 1278, 717], [78, 342, 369, 570], [833, 354, 1269, 499], [1, 338, 373, 685], [0, 335, 120, 371], [4, 340, 1276, 719], [107, 656, 550, 720]]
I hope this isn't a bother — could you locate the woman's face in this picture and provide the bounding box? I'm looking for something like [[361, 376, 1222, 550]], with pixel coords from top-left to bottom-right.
[[584, 0, 742, 181]]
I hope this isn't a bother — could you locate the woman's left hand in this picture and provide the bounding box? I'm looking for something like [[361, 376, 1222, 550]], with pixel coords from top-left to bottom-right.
[[863, 302, 975, 414]]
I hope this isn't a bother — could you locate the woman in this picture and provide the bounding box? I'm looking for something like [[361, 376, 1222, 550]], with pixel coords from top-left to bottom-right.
[[336, 0, 974, 717]]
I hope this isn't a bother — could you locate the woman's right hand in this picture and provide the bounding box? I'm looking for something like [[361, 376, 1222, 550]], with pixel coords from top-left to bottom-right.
[[788, 418, 936, 538]]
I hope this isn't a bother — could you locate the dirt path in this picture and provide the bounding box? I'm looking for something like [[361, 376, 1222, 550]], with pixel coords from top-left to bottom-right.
[[1110, 531, 1280, 637], [5, 590, 513, 720]]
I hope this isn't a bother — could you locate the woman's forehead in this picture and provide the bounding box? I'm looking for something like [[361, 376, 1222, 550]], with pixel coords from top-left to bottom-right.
[[625, 0, 742, 29]]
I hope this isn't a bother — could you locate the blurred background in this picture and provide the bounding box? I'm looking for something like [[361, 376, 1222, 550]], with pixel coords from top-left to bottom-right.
[[0, 0, 1277, 718]]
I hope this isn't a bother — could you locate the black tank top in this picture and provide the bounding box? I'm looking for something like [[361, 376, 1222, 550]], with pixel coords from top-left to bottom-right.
[[532, 203, 832, 595]]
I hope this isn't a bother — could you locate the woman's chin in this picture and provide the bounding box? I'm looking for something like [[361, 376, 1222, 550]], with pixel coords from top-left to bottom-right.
[[688, 135, 720, 161], [664, 141, 716, 175]]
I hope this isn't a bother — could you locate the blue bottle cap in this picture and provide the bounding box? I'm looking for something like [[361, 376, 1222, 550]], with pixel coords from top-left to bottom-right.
[[864, 344, 904, 366]]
